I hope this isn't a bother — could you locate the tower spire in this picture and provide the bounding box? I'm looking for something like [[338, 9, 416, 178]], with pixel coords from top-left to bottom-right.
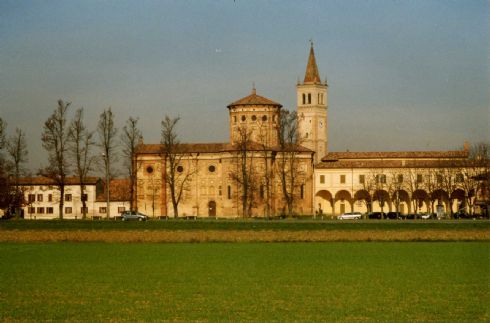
[[303, 42, 321, 84]]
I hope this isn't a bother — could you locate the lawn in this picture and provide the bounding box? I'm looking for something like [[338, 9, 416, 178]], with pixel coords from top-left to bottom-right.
[[0, 242, 488, 322]]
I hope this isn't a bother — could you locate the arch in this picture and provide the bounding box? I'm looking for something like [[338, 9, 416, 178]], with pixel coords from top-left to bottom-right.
[[451, 189, 465, 201], [208, 201, 216, 217], [373, 190, 390, 212], [392, 189, 410, 214], [315, 190, 333, 215], [413, 189, 429, 213], [334, 190, 353, 215], [354, 190, 371, 213]]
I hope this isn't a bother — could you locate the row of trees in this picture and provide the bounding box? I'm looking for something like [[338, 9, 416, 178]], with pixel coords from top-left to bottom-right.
[[1, 100, 143, 219], [355, 144, 489, 216]]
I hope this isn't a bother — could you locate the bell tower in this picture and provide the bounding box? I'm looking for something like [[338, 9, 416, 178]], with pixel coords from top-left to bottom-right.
[[297, 42, 328, 164]]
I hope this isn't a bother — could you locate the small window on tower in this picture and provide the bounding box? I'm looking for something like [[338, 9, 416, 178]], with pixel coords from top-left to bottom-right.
[[308, 93, 311, 104], [262, 115, 267, 121], [177, 166, 184, 173], [302, 93, 306, 105], [251, 115, 257, 121], [241, 115, 246, 122]]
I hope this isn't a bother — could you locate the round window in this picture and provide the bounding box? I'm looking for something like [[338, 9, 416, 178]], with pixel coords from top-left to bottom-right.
[[241, 115, 246, 121], [177, 165, 184, 173], [146, 166, 154, 174], [262, 115, 267, 121], [208, 165, 216, 173], [251, 115, 257, 121]]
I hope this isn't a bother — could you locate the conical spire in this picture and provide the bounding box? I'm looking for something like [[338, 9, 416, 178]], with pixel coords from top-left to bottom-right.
[[303, 42, 321, 84]]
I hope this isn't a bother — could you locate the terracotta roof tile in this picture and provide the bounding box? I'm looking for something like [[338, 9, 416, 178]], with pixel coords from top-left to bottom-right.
[[317, 159, 478, 169], [17, 176, 100, 186], [227, 88, 282, 108], [321, 150, 469, 162], [136, 142, 313, 154], [96, 178, 131, 202]]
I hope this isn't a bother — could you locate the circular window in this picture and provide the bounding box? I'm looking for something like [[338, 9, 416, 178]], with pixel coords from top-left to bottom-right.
[[208, 165, 216, 173], [262, 115, 267, 121], [241, 115, 246, 121], [146, 166, 154, 174], [177, 165, 184, 173], [251, 115, 257, 121]]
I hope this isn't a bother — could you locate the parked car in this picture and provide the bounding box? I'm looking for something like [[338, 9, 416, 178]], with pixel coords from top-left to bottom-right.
[[368, 212, 385, 219], [421, 213, 433, 220], [386, 212, 401, 220], [121, 211, 148, 221], [338, 212, 362, 220]]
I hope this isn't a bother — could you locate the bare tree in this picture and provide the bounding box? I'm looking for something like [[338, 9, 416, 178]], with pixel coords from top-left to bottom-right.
[[6, 128, 28, 217], [40, 100, 71, 219], [97, 108, 118, 219], [386, 169, 403, 215], [277, 109, 303, 217], [68, 108, 96, 219], [230, 126, 258, 218], [121, 117, 143, 212], [257, 124, 274, 218], [161, 115, 195, 218], [0, 118, 9, 211], [403, 167, 426, 214], [0, 118, 5, 149]]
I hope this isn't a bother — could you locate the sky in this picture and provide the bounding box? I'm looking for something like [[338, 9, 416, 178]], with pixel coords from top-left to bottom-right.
[[0, 0, 489, 172]]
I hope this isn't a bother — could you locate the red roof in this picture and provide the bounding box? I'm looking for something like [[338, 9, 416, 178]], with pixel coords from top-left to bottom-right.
[[321, 150, 469, 162], [17, 176, 100, 186], [96, 178, 131, 202], [317, 159, 478, 169], [227, 88, 281, 108]]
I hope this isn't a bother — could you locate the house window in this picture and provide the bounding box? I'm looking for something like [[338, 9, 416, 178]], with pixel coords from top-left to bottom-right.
[[28, 194, 35, 203], [233, 116, 237, 123], [417, 174, 423, 183], [99, 207, 107, 214], [118, 207, 125, 214], [47, 207, 54, 214], [302, 93, 306, 105], [241, 115, 246, 122], [37, 207, 45, 214], [307, 93, 311, 104], [397, 174, 404, 183], [65, 194, 72, 202], [436, 174, 443, 184], [218, 186, 222, 196], [359, 175, 365, 184], [320, 175, 325, 184], [340, 175, 346, 184], [456, 173, 464, 183], [48, 194, 53, 202], [376, 174, 386, 184], [227, 185, 231, 199], [300, 184, 304, 199], [37, 194, 43, 202], [82, 194, 88, 202], [65, 207, 72, 214], [81, 207, 88, 214], [28, 207, 35, 214]]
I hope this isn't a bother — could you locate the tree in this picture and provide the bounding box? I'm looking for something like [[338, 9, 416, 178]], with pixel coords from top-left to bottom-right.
[[0, 118, 9, 211], [6, 128, 28, 217], [40, 100, 71, 219], [121, 117, 143, 212], [0, 118, 5, 149], [97, 108, 118, 219], [161, 115, 195, 218], [230, 126, 258, 218], [277, 109, 303, 216], [68, 108, 96, 219]]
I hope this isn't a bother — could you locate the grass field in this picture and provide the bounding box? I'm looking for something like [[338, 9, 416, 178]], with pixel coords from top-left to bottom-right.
[[0, 242, 488, 322]]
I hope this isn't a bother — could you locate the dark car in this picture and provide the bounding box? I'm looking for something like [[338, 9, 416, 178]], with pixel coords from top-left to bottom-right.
[[368, 212, 385, 219], [386, 212, 401, 220], [121, 211, 148, 221]]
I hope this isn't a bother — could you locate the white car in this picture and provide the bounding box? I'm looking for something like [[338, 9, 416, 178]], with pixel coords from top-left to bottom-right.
[[338, 212, 362, 220]]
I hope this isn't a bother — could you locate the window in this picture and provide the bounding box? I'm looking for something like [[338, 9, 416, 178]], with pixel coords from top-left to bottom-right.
[[320, 175, 325, 184], [28, 207, 35, 214], [300, 184, 304, 199], [177, 166, 184, 173], [65, 207, 72, 214], [81, 207, 88, 214], [376, 174, 386, 184], [241, 115, 246, 122], [436, 174, 443, 184], [251, 115, 257, 121], [456, 173, 464, 183], [28, 194, 35, 203], [65, 194, 72, 202], [48, 194, 53, 202], [262, 115, 267, 122], [260, 185, 264, 199], [340, 175, 346, 184], [118, 207, 125, 214], [37, 194, 43, 202], [37, 207, 45, 214], [397, 174, 404, 183], [227, 185, 231, 199], [302, 93, 306, 105], [359, 175, 365, 184], [218, 186, 222, 196], [307, 93, 311, 104], [99, 207, 107, 214], [417, 174, 423, 183], [146, 166, 154, 174], [233, 116, 237, 123], [82, 194, 88, 202], [208, 165, 216, 173], [47, 207, 54, 214]]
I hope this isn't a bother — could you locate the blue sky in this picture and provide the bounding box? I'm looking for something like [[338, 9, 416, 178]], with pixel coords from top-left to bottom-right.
[[0, 0, 489, 171]]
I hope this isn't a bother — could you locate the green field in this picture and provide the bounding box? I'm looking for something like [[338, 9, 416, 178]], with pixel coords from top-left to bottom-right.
[[1, 242, 488, 322]]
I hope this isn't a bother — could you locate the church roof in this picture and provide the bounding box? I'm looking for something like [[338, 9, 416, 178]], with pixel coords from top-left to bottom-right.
[[317, 159, 478, 169], [227, 88, 282, 108], [96, 178, 131, 202], [321, 150, 469, 162], [136, 142, 312, 154], [303, 43, 322, 84]]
